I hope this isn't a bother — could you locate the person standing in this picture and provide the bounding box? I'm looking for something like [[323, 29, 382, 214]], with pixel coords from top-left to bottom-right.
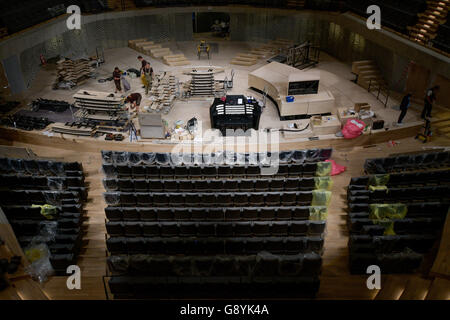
[[421, 85, 440, 119], [113, 67, 122, 93], [397, 93, 411, 125], [143, 62, 154, 95], [137, 56, 147, 74], [138, 56, 148, 89]]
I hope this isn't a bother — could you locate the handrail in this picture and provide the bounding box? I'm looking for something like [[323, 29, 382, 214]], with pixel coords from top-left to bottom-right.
[[368, 78, 390, 108]]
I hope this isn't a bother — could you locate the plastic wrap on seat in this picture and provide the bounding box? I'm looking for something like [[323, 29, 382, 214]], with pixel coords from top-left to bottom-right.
[[279, 151, 294, 163], [246, 153, 258, 165], [155, 153, 170, 165], [43, 191, 63, 206], [314, 177, 333, 190], [101, 150, 113, 164], [309, 206, 328, 221], [235, 153, 246, 165], [292, 150, 306, 163], [102, 164, 116, 178], [128, 152, 142, 165], [369, 174, 390, 187], [306, 149, 320, 162], [113, 152, 129, 165], [319, 148, 333, 161], [141, 152, 156, 165], [107, 255, 130, 274], [369, 203, 408, 220], [311, 190, 331, 206], [47, 177, 66, 190], [10, 159, 24, 173], [104, 192, 121, 206], [315, 162, 332, 177], [31, 204, 57, 220]]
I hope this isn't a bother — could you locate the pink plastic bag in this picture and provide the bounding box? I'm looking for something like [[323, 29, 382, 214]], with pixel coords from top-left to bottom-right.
[[342, 119, 365, 139], [325, 159, 346, 176]]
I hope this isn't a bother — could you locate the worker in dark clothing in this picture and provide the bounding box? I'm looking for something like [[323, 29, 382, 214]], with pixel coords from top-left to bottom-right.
[[421, 85, 440, 119], [397, 93, 411, 125], [138, 56, 148, 88], [113, 67, 122, 93], [126, 93, 142, 113], [138, 56, 147, 75]]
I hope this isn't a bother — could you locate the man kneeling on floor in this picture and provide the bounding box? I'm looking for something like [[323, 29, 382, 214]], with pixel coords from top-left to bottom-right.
[[126, 93, 142, 114]]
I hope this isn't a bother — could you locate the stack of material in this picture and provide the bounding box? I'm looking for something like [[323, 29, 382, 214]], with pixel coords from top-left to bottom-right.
[[162, 54, 190, 66], [128, 39, 148, 50], [146, 72, 177, 114], [73, 90, 129, 130], [149, 47, 172, 58], [188, 69, 215, 96], [51, 122, 96, 136], [230, 52, 259, 66], [55, 59, 93, 88]]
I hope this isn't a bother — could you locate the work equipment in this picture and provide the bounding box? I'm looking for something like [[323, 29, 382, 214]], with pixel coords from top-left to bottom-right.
[[415, 118, 433, 143], [197, 40, 210, 60]]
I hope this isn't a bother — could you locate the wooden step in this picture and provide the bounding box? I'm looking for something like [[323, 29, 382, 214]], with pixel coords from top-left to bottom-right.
[[399, 276, 432, 300], [230, 58, 257, 66], [425, 278, 450, 300], [375, 275, 409, 300]]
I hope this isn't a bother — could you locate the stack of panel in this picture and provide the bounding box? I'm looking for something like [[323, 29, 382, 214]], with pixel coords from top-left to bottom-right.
[[102, 148, 333, 298], [0, 157, 87, 274]]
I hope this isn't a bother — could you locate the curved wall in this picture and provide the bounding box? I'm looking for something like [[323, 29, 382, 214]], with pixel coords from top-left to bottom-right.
[[1, 6, 449, 96]]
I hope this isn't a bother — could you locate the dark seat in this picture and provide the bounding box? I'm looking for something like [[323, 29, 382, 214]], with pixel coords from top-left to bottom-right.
[[242, 207, 258, 220], [225, 208, 242, 221], [290, 221, 308, 235], [253, 221, 270, 236], [117, 164, 131, 177], [142, 223, 160, 236]]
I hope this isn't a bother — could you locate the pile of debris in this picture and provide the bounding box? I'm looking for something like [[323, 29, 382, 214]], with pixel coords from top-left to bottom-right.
[[31, 99, 72, 113], [144, 72, 178, 115], [1, 114, 52, 131], [53, 58, 93, 89], [72, 90, 129, 131]]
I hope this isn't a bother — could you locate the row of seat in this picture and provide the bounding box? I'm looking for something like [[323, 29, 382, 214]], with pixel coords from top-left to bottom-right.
[[103, 191, 329, 207], [349, 234, 438, 254], [0, 190, 84, 206], [0, 174, 85, 190], [106, 236, 324, 255], [350, 250, 423, 274], [106, 221, 326, 237], [103, 176, 328, 192], [348, 201, 449, 217], [105, 206, 324, 222], [102, 162, 328, 178], [108, 275, 320, 299], [348, 217, 445, 235], [349, 169, 450, 188], [0, 157, 83, 176], [107, 252, 322, 277], [3, 205, 83, 219], [10, 219, 81, 235], [348, 185, 450, 204], [364, 151, 450, 174], [101, 148, 332, 166]]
